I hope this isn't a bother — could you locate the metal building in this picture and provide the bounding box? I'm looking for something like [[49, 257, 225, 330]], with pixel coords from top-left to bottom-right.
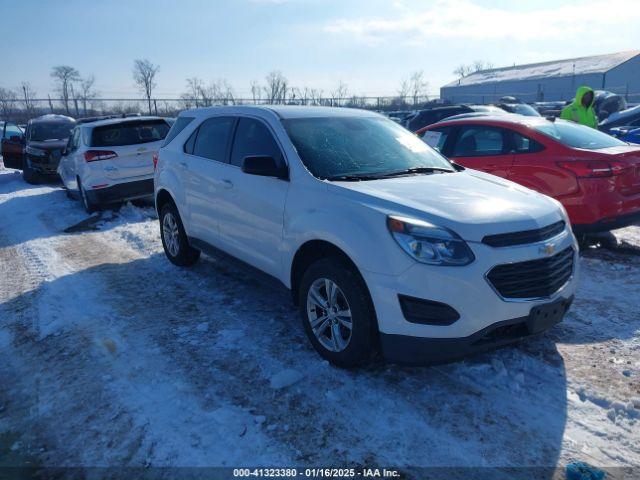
[[440, 51, 640, 104]]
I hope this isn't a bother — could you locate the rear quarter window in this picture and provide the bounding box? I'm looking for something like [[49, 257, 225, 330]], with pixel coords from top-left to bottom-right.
[[91, 120, 170, 147], [162, 117, 194, 147]]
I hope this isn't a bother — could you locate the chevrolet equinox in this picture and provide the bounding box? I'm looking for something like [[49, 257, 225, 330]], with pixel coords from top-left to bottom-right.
[[154, 106, 579, 367]]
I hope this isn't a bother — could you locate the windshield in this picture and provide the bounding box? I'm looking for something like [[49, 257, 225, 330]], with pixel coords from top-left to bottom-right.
[[282, 116, 454, 180], [503, 104, 540, 117], [28, 123, 74, 142], [534, 120, 626, 150]]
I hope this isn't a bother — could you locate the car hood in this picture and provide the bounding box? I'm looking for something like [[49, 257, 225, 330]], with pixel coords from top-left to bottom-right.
[[28, 139, 68, 150], [330, 169, 565, 242]]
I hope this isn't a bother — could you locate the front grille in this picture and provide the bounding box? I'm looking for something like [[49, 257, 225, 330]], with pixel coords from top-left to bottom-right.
[[482, 221, 566, 247], [487, 246, 574, 299]]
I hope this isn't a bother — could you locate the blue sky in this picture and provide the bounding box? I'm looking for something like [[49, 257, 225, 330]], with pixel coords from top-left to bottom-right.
[[3, 0, 639, 99]]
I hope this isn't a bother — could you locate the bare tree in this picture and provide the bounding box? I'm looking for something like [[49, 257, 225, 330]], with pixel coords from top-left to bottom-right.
[[250, 80, 262, 104], [133, 59, 160, 115], [51, 65, 80, 114], [472, 60, 494, 72], [453, 64, 473, 78], [408, 70, 429, 106], [78, 75, 97, 114], [185, 77, 204, 107], [454, 60, 494, 78], [0, 88, 18, 119], [263, 71, 288, 104], [397, 78, 410, 104], [20, 82, 37, 116], [308, 89, 324, 106], [331, 81, 349, 106]]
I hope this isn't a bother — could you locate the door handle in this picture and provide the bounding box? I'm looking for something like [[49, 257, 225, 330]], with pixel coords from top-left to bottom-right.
[[220, 179, 233, 189], [179, 161, 188, 170]]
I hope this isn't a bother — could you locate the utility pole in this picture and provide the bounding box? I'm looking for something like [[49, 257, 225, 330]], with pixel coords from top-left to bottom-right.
[[47, 95, 54, 113], [22, 84, 31, 117]]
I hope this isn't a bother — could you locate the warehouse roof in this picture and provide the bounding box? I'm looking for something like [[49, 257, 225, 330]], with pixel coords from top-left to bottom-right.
[[443, 51, 640, 88]]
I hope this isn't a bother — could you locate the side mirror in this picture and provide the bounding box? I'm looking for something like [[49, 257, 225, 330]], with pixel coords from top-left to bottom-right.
[[241, 155, 288, 179]]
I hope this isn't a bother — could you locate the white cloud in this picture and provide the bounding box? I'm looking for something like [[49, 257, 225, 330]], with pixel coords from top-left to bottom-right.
[[324, 0, 640, 45]]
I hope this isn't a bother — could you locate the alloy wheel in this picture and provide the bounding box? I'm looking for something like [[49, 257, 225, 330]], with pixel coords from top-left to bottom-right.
[[162, 212, 180, 257], [306, 278, 353, 352]]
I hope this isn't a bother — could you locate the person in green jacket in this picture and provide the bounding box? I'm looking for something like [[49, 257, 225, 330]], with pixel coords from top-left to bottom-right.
[[560, 86, 598, 128]]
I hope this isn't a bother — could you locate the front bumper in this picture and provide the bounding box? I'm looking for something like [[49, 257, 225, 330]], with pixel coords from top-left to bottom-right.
[[26, 154, 60, 175], [86, 179, 154, 205], [362, 228, 579, 362], [380, 296, 573, 365]]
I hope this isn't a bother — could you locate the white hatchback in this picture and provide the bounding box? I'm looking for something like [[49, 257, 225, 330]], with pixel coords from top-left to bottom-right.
[[155, 106, 579, 367], [59, 116, 170, 212]]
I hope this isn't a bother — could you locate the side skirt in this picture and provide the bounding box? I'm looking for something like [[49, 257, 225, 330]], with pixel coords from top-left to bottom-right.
[[187, 236, 290, 294]]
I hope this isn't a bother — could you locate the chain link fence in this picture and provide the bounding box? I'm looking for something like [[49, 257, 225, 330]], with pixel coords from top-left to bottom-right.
[[0, 95, 435, 124]]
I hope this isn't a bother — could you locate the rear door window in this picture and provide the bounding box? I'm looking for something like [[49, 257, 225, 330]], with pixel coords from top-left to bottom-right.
[[91, 120, 170, 147], [229, 118, 284, 167], [452, 126, 507, 157], [191, 117, 235, 162]]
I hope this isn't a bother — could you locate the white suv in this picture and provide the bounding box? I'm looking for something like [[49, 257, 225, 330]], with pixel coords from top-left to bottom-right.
[[154, 106, 579, 367], [58, 116, 170, 212]]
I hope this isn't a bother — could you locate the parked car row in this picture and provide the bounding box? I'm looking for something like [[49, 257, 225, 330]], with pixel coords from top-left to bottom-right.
[[395, 91, 631, 135]]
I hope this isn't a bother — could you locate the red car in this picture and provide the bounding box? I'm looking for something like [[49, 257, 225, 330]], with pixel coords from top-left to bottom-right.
[[417, 115, 640, 233]]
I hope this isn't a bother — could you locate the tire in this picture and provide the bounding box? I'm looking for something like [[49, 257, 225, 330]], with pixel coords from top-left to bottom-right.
[[298, 257, 378, 368], [22, 158, 40, 185], [78, 177, 96, 214], [159, 202, 200, 267]]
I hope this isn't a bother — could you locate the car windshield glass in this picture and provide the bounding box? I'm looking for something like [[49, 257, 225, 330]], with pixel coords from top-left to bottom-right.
[[29, 123, 74, 141], [534, 120, 626, 149], [282, 116, 454, 180], [91, 120, 170, 147]]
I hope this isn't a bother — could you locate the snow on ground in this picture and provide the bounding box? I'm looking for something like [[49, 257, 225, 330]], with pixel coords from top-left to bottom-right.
[[0, 165, 638, 478]]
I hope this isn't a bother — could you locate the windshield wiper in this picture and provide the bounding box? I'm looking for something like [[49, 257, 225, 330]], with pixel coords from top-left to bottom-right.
[[325, 166, 455, 182], [325, 173, 389, 181], [377, 166, 455, 178]]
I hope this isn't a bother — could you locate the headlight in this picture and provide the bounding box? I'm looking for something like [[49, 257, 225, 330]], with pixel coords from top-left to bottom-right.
[[26, 146, 47, 157], [387, 215, 475, 266]]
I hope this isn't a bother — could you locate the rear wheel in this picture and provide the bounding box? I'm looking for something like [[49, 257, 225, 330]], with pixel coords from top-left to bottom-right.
[[160, 202, 200, 267], [298, 257, 378, 368], [78, 177, 97, 214]]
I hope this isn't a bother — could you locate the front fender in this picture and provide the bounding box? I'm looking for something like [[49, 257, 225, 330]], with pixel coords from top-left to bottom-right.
[[283, 201, 414, 287]]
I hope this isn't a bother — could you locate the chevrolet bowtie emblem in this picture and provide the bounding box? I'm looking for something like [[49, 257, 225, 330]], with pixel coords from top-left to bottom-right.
[[540, 243, 555, 255]]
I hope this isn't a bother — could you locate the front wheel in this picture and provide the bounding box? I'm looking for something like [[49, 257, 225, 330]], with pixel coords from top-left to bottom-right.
[[298, 258, 378, 368], [159, 203, 200, 267]]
